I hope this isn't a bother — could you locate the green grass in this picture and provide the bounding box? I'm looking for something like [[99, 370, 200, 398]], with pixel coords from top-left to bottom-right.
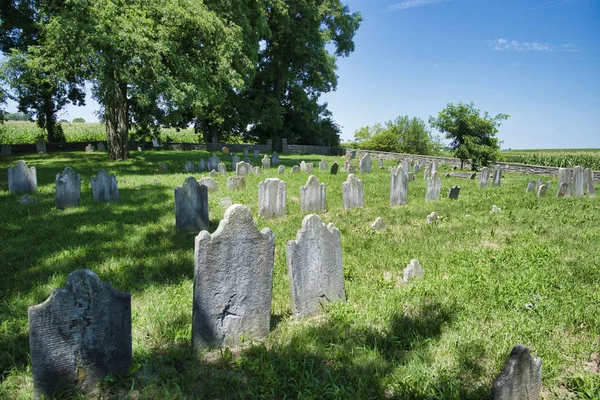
[[1, 151, 599, 399]]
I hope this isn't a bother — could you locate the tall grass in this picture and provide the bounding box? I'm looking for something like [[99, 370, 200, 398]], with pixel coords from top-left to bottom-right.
[[501, 150, 600, 170]]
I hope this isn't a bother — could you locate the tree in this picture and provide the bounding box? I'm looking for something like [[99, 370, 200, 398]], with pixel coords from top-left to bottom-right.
[[353, 116, 442, 155], [38, 0, 255, 160], [429, 102, 508, 170], [72, 117, 85, 123]]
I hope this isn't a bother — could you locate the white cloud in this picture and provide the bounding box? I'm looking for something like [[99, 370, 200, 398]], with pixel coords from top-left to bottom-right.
[[489, 38, 554, 52], [387, 0, 450, 12]]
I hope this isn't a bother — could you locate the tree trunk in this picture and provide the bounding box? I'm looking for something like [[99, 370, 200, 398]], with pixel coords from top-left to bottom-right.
[[105, 72, 129, 161], [209, 124, 218, 144], [42, 95, 57, 143]]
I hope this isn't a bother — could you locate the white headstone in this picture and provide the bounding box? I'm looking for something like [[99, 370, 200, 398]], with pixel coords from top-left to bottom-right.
[[479, 167, 490, 188], [300, 175, 326, 213], [261, 155, 271, 170], [218, 162, 227, 175], [390, 167, 408, 206], [403, 259, 425, 283], [342, 174, 364, 210], [319, 159, 328, 171], [258, 178, 286, 218], [199, 177, 218, 193], [359, 153, 372, 173], [426, 171, 441, 202], [236, 161, 250, 176]]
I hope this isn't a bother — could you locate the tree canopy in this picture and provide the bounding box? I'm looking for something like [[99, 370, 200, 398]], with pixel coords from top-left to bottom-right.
[[429, 102, 508, 170]]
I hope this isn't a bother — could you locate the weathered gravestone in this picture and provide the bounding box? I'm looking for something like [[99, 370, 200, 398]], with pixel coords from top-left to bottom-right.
[[557, 182, 568, 197], [572, 166, 585, 196], [218, 162, 227, 175], [402, 160, 411, 175], [97, 142, 106, 152], [210, 169, 219, 178], [430, 161, 438, 175], [300, 161, 311, 173], [185, 161, 195, 173], [258, 178, 286, 218], [220, 197, 232, 208], [292, 165, 300, 174], [174, 177, 209, 231], [261, 155, 271, 170], [557, 168, 572, 197], [390, 167, 408, 206], [413, 164, 420, 174], [253, 149, 260, 158], [36, 139, 47, 154], [537, 184, 548, 198], [192, 204, 274, 349], [198, 158, 206, 172], [403, 259, 425, 283], [199, 177, 218, 193], [526, 181, 536, 193], [370, 217, 387, 231], [584, 168, 595, 196], [231, 154, 240, 168], [479, 167, 490, 188], [236, 161, 250, 176], [56, 167, 81, 209], [491, 344, 542, 400], [448, 186, 460, 200], [342, 174, 364, 210], [227, 176, 246, 190], [271, 152, 280, 166], [277, 165, 285, 174], [319, 158, 328, 171], [252, 166, 262, 176], [29, 269, 131, 399], [347, 164, 356, 174], [359, 153, 372, 173], [300, 175, 327, 213], [426, 171, 442, 202], [330, 162, 339, 175], [85, 143, 94, 152], [1, 144, 12, 157], [493, 166, 502, 187], [210, 153, 220, 168], [286, 214, 345, 319], [426, 212, 440, 224], [8, 160, 38, 193], [91, 170, 119, 202]]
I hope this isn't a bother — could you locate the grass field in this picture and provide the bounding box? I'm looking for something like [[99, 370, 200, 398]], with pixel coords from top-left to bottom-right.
[[1, 151, 599, 399]]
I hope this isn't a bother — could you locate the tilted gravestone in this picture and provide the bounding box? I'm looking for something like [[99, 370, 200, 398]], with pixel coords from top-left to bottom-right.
[[492, 166, 502, 187], [218, 162, 227, 175], [8, 160, 38, 193], [537, 184, 548, 198], [319, 159, 328, 171], [390, 167, 408, 206], [56, 167, 82, 209], [258, 178, 286, 218], [526, 181, 536, 193], [227, 176, 246, 190], [584, 168, 595, 196], [426, 171, 442, 202], [300, 175, 326, 213], [342, 174, 364, 210], [198, 158, 206, 172], [199, 177, 218, 193], [557, 168, 572, 197], [448, 186, 460, 200], [29, 269, 131, 399], [403, 259, 425, 283], [174, 177, 209, 231], [278, 165, 285, 174], [292, 165, 300, 173], [557, 182, 568, 197], [192, 204, 274, 350], [491, 344, 542, 400], [330, 162, 339, 175], [231, 154, 240, 168], [236, 161, 250, 176], [91, 170, 119, 202], [185, 161, 195, 173], [572, 166, 585, 196], [271, 152, 280, 166], [210, 153, 220, 169], [359, 153, 372, 173], [253, 149, 260, 158], [479, 167, 490, 188], [286, 214, 345, 319], [261, 155, 271, 170]]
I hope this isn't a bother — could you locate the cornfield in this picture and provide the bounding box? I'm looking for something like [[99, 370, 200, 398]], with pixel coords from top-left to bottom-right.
[[501, 150, 600, 170]]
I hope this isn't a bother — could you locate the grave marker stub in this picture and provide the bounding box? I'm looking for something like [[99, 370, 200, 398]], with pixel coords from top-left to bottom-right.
[[491, 344, 542, 400], [342, 174, 364, 210], [286, 214, 345, 319], [292, 165, 300, 174], [85, 144, 94, 152], [252, 166, 262, 176], [390, 167, 408, 206], [8, 160, 38, 193], [300, 175, 327, 213], [56, 167, 81, 209], [174, 177, 209, 231], [557, 182, 568, 197], [91, 170, 119, 202], [258, 178, 286, 218], [330, 162, 339, 175], [278, 165, 285, 174], [29, 269, 131, 399], [192, 204, 275, 349]]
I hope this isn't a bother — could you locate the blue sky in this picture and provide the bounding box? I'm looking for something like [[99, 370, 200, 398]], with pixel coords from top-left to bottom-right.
[[5, 0, 599, 149]]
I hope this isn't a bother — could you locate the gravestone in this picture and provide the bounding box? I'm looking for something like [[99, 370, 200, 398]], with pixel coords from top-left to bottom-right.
[[584, 168, 595, 196], [56, 167, 81, 209], [557, 168, 572, 197], [28, 269, 131, 399], [319, 159, 328, 171], [185, 161, 195, 173], [557, 182, 568, 197], [244, 148, 249, 158], [526, 181, 536, 193], [413, 164, 420, 174], [199, 177, 218, 193], [236, 161, 250, 176], [426, 171, 442, 202], [159, 162, 168, 173], [537, 184, 548, 198], [347, 164, 356, 174], [378, 159, 384, 169], [430, 162, 438, 174], [426, 212, 440, 224], [491, 345, 542, 400], [258, 178, 286, 218], [342, 174, 364, 210], [403, 259, 424, 283], [390, 167, 408, 206], [370, 217, 387, 231], [252, 166, 262, 176], [493, 166, 502, 187], [402, 160, 411, 174], [174, 177, 209, 231], [220, 197, 232, 208], [209, 169, 218, 178], [536, 178, 543, 193], [218, 162, 227, 175], [330, 162, 339, 175], [292, 165, 300, 174], [572, 166, 585, 196], [253, 149, 260, 158], [359, 153, 372, 173], [271, 152, 279, 166], [18, 195, 36, 204], [448, 186, 460, 200], [278, 165, 285, 174], [192, 204, 274, 349], [8, 160, 38, 193], [198, 158, 206, 172], [85, 144, 94, 152], [97, 142, 106, 152], [91, 170, 119, 202], [350, 150, 357, 159], [1, 144, 12, 157], [300, 176, 327, 213], [137, 146, 142, 152], [210, 152, 220, 169], [286, 214, 345, 319], [207, 161, 212, 172], [227, 176, 246, 190], [36, 139, 47, 154], [231, 153, 240, 168], [261, 155, 271, 170], [479, 167, 490, 188], [423, 166, 430, 181]]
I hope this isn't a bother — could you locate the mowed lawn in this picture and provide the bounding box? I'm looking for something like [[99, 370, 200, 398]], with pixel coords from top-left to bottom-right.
[[1, 150, 599, 399]]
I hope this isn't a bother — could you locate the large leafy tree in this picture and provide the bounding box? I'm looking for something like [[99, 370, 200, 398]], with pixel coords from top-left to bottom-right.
[[429, 102, 508, 170], [39, 0, 254, 160]]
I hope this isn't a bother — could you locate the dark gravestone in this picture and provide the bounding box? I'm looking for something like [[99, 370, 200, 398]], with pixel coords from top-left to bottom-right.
[[448, 185, 460, 200], [174, 177, 209, 231], [56, 167, 81, 209], [330, 162, 339, 175], [29, 269, 131, 399], [491, 345, 542, 400]]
